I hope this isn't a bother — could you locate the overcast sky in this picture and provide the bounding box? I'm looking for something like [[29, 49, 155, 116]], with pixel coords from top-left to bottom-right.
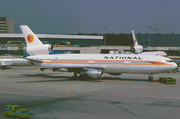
[[0, 0, 180, 34]]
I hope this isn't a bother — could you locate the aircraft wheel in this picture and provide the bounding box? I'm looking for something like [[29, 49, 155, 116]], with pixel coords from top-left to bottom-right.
[[148, 76, 151, 81]]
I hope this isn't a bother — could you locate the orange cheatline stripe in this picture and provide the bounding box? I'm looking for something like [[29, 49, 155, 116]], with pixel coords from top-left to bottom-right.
[[41, 59, 162, 62], [40, 59, 168, 63], [39, 58, 171, 65], [42, 62, 171, 65], [42, 59, 144, 61]]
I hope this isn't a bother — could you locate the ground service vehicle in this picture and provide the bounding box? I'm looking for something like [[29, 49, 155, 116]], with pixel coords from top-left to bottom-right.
[[158, 77, 176, 84], [4, 105, 30, 118]]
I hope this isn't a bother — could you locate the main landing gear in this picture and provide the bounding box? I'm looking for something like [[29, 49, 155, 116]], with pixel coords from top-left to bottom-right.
[[73, 71, 78, 79], [148, 74, 153, 82], [72, 71, 86, 80]]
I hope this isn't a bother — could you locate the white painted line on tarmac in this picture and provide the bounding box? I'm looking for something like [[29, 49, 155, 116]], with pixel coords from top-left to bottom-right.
[[165, 97, 180, 99]]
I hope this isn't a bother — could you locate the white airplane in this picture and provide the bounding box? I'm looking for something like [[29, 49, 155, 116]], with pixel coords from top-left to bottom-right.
[[130, 30, 167, 56], [0, 58, 29, 69], [19, 25, 177, 81]]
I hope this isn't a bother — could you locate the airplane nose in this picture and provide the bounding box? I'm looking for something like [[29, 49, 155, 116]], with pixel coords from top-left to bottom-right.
[[172, 62, 177, 69]]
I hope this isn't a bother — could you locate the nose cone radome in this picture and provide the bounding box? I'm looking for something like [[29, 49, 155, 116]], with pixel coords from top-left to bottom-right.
[[172, 62, 177, 69]]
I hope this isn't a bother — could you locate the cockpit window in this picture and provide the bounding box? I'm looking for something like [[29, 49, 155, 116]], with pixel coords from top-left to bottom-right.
[[166, 60, 172, 63]]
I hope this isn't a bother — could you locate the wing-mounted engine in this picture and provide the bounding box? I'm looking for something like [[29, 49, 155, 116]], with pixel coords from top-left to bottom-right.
[[130, 45, 143, 54], [80, 69, 103, 79], [23, 44, 54, 55]]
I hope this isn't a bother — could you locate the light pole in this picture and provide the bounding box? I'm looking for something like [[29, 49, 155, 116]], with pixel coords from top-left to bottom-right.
[[103, 26, 107, 46], [155, 29, 158, 46], [147, 26, 151, 46]]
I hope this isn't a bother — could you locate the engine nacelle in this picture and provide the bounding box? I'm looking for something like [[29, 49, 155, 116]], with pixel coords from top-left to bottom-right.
[[23, 44, 54, 55], [109, 73, 122, 76], [80, 69, 103, 79], [130, 45, 143, 54], [130, 47, 136, 53]]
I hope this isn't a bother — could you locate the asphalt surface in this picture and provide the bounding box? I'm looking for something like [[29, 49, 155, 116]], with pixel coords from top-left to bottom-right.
[[0, 67, 180, 119]]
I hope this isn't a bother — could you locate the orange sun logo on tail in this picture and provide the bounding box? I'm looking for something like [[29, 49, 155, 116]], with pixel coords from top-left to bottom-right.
[[27, 34, 34, 43]]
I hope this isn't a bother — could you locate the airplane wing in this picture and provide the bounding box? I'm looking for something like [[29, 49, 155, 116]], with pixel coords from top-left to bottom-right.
[[25, 57, 43, 63]]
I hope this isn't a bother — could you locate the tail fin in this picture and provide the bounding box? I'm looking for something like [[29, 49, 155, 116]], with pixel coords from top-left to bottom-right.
[[132, 30, 138, 46], [20, 25, 43, 46]]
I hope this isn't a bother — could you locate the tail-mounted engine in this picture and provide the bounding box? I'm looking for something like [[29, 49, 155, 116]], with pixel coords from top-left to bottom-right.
[[23, 44, 54, 55], [130, 45, 143, 54]]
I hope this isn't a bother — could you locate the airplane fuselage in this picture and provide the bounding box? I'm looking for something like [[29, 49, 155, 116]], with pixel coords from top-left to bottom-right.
[[19, 25, 178, 79], [28, 54, 177, 74]]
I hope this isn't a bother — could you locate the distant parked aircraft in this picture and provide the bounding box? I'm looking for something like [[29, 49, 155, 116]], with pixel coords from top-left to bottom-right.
[[130, 30, 167, 56], [0, 58, 29, 69]]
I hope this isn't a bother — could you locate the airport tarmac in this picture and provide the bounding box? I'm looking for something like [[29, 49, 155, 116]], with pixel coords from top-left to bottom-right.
[[0, 68, 180, 119]]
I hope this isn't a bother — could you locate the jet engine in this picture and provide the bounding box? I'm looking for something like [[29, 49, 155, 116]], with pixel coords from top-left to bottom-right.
[[130, 45, 143, 54], [80, 69, 103, 79], [23, 44, 54, 55]]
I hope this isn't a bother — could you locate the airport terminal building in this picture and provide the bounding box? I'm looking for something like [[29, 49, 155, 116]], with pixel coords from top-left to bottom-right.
[[0, 17, 180, 59], [0, 17, 14, 33], [0, 33, 180, 59]]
